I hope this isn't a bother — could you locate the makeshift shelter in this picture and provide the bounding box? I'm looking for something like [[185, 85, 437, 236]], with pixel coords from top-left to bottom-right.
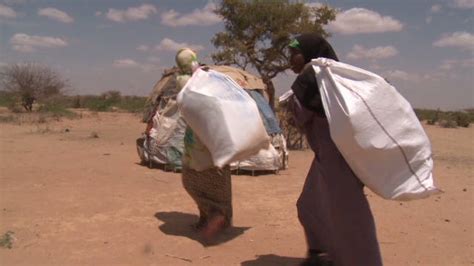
[[138, 65, 288, 174]]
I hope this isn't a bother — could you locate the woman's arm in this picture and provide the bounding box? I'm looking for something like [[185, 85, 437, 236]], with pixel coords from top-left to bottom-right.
[[291, 65, 325, 117], [288, 95, 313, 133]]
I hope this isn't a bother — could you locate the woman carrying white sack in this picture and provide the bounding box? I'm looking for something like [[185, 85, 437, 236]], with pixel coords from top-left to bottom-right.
[[287, 34, 383, 266], [175, 48, 233, 239]]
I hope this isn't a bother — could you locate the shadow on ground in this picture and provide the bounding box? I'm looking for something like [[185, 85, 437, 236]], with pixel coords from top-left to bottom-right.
[[241, 254, 304, 266], [155, 211, 250, 247]]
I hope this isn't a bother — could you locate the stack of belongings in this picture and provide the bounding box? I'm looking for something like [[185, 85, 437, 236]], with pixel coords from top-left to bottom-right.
[[138, 65, 288, 173], [209, 66, 288, 174], [137, 68, 185, 171]]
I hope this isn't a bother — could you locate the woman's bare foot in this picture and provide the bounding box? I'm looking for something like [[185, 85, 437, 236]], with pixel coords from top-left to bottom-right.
[[200, 215, 228, 240]]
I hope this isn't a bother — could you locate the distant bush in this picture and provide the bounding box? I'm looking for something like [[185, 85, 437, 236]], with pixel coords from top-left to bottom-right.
[[414, 108, 440, 123], [0, 91, 16, 107], [439, 119, 458, 128], [71, 92, 146, 113], [414, 108, 472, 128], [1, 63, 69, 112], [0, 91, 23, 113], [1, 90, 147, 121], [452, 112, 471, 128], [38, 97, 77, 119], [275, 104, 307, 150], [115, 96, 147, 113], [82, 96, 113, 112]]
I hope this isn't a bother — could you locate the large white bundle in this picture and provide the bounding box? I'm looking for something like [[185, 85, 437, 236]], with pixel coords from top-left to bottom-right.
[[312, 58, 438, 200], [231, 144, 281, 171], [177, 68, 269, 168]]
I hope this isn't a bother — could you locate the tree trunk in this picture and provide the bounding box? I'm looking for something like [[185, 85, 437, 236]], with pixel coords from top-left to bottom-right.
[[262, 78, 275, 110], [22, 96, 35, 112]]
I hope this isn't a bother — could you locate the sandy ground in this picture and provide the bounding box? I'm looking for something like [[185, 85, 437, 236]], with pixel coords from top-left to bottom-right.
[[0, 109, 473, 266]]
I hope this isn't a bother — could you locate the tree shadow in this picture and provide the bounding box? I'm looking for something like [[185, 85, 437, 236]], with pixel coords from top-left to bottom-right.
[[241, 254, 304, 266], [154, 211, 250, 247]]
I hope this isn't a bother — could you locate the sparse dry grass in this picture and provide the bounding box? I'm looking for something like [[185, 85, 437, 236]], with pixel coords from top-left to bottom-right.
[[0, 111, 472, 265]]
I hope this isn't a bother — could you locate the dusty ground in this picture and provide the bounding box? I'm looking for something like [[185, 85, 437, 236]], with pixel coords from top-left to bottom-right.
[[0, 109, 473, 266]]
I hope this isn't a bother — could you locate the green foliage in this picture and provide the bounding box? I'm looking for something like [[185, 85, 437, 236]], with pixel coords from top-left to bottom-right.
[[439, 119, 458, 128], [38, 97, 77, 119], [0, 91, 16, 107], [87, 91, 121, 111], [82, 96, 113, 112], [69, 93, 146, 113], [38, 101, 77, 118], [115, 96, 147, 113], [453, 112, 471, 128], [414, 108, 472, 128], [415, 108, 439, 123], [0, 91, 23, 113], [102, 90, 122, 102], [0, 231, 15, 249], [1, 89, 147, 123], [212, 0, 336, 108]]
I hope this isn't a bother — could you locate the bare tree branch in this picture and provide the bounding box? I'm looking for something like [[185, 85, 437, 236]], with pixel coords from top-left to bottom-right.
[[0, 63, 68, 111]]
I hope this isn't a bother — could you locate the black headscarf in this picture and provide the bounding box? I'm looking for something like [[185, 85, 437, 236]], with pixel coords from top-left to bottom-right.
[[290, 33, 338, 116], [292, 33, 339, 62]]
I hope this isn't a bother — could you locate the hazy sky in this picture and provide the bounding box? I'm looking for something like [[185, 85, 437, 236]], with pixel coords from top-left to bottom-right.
[[0, 0, 473, 110]]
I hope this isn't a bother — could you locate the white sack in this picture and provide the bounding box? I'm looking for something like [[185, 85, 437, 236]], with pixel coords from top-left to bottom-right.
[[232, 144, 281, 171], [312, 58, 438, 200], [177, 68, 270, 168]]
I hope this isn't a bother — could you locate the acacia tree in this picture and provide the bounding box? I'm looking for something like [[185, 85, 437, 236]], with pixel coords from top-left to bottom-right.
[[0, 63, 68, 111], [212, 0, 336, 109]]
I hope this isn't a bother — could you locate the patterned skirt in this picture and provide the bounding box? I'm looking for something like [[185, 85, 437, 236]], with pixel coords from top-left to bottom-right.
[[182, 165, 232, 226]]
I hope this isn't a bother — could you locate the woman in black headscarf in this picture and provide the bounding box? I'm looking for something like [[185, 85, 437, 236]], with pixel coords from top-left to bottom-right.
[[288, 33, 383, 266]]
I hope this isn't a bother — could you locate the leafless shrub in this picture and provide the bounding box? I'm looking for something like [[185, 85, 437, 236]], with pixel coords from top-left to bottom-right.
[[0, 63, 69, 112]]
